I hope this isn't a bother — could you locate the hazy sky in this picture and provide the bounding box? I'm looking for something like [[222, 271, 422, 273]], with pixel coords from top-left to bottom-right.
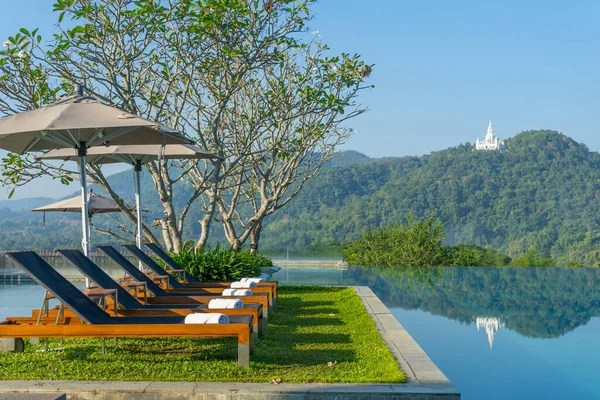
[[1, 0, 600, 199]]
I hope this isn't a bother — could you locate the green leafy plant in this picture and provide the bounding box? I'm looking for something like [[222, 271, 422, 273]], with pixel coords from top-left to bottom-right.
[[169, 242, 272, 281], [510, 248, 555, 267], [445, 244, 511, 266], [343, 214, 446, 267]]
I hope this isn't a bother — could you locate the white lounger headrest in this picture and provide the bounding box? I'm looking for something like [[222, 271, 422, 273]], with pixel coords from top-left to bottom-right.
[[184, 313, 230, 324], [222, 288, 253, 296], [208, 298, 244, 309], [230, 281, 257, 288]]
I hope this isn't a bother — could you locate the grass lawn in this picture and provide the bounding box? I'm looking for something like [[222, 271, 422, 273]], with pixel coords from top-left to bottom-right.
[[0, 287, 404, 383]]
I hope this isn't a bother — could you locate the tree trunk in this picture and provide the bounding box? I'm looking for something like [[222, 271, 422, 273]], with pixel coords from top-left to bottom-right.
[[147, 163, 182, 252], [160, 219, 174, 252], [197, 159, 223, 250], [250, 218, 263, 254]]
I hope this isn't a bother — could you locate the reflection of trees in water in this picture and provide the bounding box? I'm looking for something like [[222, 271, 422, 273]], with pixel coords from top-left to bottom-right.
[[347, 266, 600, 339]]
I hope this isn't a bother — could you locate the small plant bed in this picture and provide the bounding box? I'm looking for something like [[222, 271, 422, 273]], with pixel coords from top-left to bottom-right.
[[0, 287, 404, 383]]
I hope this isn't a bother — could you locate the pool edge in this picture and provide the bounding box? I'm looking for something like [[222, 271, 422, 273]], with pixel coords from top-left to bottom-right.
[[353, 285, 460, 396]]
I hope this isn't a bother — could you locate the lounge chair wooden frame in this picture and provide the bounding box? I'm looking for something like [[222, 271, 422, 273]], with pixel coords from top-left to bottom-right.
[[123, 244, 276, 306], [144, 242, 278, 300], [97, 246, 271, 316], [0, 251, 253, 367], [56, 249, 265, 337]]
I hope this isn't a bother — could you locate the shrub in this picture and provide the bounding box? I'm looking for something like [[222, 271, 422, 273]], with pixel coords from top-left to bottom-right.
[[445, 244, 511, 266], [169, 243, 272, 281], [510, 248, 555, 267], [343, 215, 446, 267], [343, 215, 513, 268]]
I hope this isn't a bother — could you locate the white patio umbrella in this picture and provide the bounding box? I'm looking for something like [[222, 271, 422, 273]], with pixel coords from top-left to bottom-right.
[[0, 86, 192, 258], [31, 190, 126, 287], [31, 190, 123, 248], [32, 190, 121, 215], [38, 144, 219, 249]]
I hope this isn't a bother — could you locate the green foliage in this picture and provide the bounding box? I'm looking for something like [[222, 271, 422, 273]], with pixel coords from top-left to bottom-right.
[[446, 244, 511, 266], [343, 215, 447, 267], [0, 287, 404, 383], [169, 243, 270, 281], [343, 215, 551, 267], [510, 248, 555, 267]]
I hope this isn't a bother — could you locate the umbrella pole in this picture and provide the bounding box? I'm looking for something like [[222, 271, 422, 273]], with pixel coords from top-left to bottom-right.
[[134, 161, 144, 270], [78, 146, 91, 288]]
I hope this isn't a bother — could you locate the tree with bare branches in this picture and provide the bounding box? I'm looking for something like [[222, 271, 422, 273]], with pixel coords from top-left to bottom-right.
[[0, 0, 371, 252]]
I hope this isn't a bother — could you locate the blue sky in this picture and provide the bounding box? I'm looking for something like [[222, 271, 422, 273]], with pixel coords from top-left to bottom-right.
[[1, 0, 599, 199]]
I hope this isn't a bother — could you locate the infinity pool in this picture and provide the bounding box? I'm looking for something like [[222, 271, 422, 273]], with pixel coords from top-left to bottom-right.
[[269, 266, 600, 400], [1, 266, 599, 399]]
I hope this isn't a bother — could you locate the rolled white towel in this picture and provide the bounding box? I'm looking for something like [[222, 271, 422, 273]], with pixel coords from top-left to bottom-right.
[[184, 313, 230, 324], [222, 288, 253, 296], [241, 277, 265, 283], [230, 281, 257, 288], [208, 298, 244, 309]]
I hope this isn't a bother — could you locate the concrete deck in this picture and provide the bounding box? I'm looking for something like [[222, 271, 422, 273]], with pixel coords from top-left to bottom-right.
[[0, 287, 460, 399]]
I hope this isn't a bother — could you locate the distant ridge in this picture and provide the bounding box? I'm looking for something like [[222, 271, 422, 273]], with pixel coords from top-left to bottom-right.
[[0, 197, 56, 212], [261, 130, 600, 264], [325, 150, 371, 167], [2, 135, 600, 264]]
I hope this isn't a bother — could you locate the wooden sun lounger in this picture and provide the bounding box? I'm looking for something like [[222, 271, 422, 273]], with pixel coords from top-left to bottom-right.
[[144, 243, 278, 300], [123, 244, 276, 306], [97, 246, 271, 317], [0, 251, 253, 367], [55, 249, 264, 337]]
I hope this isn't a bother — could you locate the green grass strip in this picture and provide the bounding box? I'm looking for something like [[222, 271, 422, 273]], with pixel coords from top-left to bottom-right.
[[0, 287, 405, 383]]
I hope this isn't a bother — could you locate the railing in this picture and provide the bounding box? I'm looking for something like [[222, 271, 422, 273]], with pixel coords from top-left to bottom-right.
[[0, 248, 137, 272]]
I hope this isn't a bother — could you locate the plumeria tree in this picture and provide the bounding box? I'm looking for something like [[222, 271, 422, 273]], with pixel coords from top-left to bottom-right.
[[0, 0, 371, 252], [214, 39, 371, 251]]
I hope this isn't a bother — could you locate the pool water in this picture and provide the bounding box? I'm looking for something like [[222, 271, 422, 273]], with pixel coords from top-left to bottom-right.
[[269, 266, 600, 400], [1, 266, 599, 399]]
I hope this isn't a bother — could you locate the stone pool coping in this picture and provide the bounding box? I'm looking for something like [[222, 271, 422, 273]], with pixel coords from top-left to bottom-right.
[[0, 286, 460, 399]]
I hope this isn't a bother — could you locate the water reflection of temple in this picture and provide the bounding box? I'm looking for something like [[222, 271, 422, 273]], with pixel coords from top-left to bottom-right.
[[476, 317, 505, 349]]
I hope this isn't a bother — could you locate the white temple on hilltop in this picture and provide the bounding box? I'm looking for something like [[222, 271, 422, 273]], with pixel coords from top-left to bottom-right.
[[476, 317, 505, 349], [475, 120, 506, 151]]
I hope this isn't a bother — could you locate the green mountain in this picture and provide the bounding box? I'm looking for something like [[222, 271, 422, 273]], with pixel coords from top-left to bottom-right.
[[261, 130, 600, 264], [1, 130, 599, 264]]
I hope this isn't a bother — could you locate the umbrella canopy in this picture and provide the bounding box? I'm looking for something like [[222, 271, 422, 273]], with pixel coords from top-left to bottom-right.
[[31, 192, 121, 215], [0, 89, 191, 264], [0, 95, 191, 153], [38, 143, 218, 165]]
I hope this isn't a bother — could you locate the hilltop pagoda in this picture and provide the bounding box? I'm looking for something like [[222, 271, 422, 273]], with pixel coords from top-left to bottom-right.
[[475, 120, 506, 151]]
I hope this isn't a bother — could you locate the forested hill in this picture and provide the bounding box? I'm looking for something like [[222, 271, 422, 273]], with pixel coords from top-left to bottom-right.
[[262, 130, 600, 264], [1, 130, 600, 264]]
